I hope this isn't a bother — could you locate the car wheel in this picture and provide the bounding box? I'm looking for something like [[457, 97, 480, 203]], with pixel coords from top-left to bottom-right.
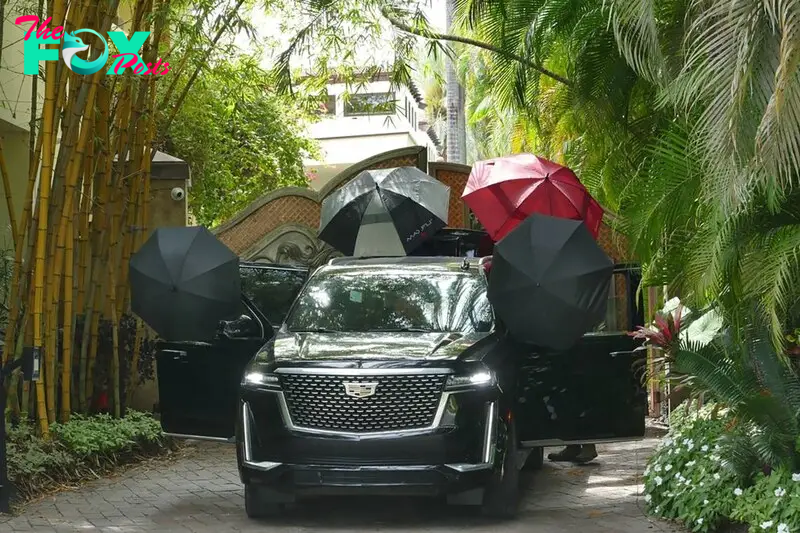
[[244, 483, 283, 519], [481, 415, 520, 519], [521, 446, 544, 471]]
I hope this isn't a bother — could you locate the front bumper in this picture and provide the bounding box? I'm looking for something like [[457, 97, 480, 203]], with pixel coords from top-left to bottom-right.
[[236, 384, 500, 498]]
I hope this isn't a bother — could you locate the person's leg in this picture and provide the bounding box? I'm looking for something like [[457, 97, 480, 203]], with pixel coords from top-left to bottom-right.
[[574, 443, 598, 464], [547, 445, 581, 462]]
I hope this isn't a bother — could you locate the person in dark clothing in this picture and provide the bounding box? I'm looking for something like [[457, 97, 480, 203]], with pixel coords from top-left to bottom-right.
[[548, 444, 598, 464]]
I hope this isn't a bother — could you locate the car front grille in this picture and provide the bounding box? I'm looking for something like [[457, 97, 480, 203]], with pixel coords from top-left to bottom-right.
[[278, 372, 447, 433]]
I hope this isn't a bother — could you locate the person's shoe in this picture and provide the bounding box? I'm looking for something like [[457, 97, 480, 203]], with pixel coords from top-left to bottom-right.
[[547, 445, 581, 462], [574, 444, 598, 464]]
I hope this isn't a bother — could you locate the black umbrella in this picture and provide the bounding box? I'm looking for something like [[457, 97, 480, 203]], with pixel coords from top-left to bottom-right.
[[129, 226, 241, 341], [318, 167, 450, 257], [487, 213, 613, 350]]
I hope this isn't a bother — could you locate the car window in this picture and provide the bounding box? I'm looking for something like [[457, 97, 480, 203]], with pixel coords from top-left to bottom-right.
[[592, 271, 632, 333], [240, 265, 308, 327], [285, 267, 492, 333]]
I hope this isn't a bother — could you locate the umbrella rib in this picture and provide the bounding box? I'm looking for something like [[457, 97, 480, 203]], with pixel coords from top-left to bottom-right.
[[176, 229, 203, 286]]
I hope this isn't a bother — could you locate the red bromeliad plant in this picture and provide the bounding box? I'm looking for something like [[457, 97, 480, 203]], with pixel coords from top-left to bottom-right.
[[628, 304, 685, 356]]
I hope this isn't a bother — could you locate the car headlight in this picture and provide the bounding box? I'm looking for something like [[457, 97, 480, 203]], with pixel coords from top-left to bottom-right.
[[242, 371, 280, 389], [445, 370, 496, 390]]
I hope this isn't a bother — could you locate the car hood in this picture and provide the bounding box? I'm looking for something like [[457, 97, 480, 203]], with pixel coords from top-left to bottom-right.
[[267, 330, 494, 362]]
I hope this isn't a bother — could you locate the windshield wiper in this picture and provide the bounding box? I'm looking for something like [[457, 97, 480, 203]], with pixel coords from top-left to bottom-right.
[[381, 327, 434, 333]]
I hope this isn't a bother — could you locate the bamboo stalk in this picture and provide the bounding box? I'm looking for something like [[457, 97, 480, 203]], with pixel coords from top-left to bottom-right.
[[107, 246, 120, 418], [60, 212, 74, 421], [76, 138, 94, 315], [78, 82, 112, 412], [49, 70, 100, 422], [32, 0, 63, 436], [0, 140, 19, 247], [2, 132, 42, 366]]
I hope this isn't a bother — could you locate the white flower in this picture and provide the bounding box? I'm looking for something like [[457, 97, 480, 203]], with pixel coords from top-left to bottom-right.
[[714, 473, 721, 481], [687, 441, 695, 451], [775, 487, 786, 498], [793, 473, 800, 482], [734, 488, 743, 496], [644, 494, 652, 503], [761, 521, 774, 530], [655, 476, 664, 486], [697, 518, 704, 525], [777, 524, 789, 533], [654, 506, 661, 514], [701, 444, 709, 452], [666, 492, 674, 497], [664, 437, 674, 446], [714, 444, 721, 451], [654, 464, 662, 472], [686, 460, 696, 467], [700, 482, 705, 487], [665, 464, 673, 472], [703, 499, 709, 506]]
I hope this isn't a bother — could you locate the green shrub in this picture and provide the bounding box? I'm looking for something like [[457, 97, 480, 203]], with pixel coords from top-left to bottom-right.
[[50, 410, 163, 458], [730, 468, 800, 533], [5, 410, 169, 503], [643, 403, 740, 532]]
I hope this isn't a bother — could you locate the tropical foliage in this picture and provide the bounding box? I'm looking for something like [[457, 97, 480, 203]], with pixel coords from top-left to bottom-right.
[[272, 0, 800, 347], [159, 56, 318, 226]]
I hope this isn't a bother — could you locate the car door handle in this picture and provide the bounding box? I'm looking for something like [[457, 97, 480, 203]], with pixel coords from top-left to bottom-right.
[[161, 349, 188, 361], [610, 351, 633, 358]]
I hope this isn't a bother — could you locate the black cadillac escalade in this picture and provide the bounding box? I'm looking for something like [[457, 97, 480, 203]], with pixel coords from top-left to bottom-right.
[[155, 256, 646, 519]]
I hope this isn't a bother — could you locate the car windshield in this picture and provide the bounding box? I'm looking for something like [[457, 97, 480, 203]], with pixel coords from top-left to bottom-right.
[[285, 266, 493, 333]]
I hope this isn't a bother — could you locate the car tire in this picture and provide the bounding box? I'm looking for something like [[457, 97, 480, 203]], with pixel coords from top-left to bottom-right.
[[521, 446, 544, 471], [481, 415, 520, 519], [244, 483, 283, 519]]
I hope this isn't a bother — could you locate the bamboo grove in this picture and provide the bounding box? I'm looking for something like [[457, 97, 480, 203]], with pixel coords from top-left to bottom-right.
[[0, 0, 241, 437]]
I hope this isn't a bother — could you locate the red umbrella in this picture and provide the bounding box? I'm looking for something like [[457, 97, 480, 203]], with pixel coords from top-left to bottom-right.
[[462, 153, 604, 242]]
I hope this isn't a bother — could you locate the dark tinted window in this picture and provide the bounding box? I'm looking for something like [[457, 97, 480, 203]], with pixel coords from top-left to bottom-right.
[[285, 266, 493, 333], [343, 92, 395, 116], [592, 272, 631, 333], [240, 266, 308, 326]]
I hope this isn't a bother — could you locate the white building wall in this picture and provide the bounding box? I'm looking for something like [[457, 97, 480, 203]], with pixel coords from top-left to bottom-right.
[[304, 79, 441, 191]]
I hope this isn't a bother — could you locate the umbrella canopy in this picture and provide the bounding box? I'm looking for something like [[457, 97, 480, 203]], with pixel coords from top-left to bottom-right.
[[487, 214, 613, 351], [462, 153, 604, 242], [319, 167, 450, 257], [129, 226, 241, 341]]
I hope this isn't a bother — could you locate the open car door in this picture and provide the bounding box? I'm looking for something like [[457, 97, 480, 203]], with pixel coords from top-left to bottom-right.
[[515, 266, 648, 445], [156, 263, 308, 440]]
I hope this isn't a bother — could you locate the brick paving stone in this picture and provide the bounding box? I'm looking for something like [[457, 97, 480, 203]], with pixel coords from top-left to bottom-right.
[[1, 437, 685, 532]]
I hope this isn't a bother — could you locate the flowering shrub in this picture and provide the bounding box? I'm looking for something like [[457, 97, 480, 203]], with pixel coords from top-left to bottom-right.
[[645, 403, 800, 532], [644, 404, 740, 532], [730, 468, 800, 532]]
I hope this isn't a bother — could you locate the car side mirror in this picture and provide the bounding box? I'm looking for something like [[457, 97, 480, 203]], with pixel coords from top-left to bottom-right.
[[469, 306, 493, 332], [219, 314, 259, 339]]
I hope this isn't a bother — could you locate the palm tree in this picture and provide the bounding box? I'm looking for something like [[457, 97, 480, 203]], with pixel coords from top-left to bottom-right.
[[445, 0, 466, 163]]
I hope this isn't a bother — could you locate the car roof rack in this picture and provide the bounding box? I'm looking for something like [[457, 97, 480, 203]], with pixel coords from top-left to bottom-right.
[[326, 255, 486, 267]]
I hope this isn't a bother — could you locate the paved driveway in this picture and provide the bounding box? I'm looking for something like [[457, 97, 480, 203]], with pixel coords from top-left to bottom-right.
[[1, 437, 680, 532]]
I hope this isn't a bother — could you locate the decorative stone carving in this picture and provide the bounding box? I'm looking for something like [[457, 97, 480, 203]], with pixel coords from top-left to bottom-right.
[[244, 223, 343, 269]]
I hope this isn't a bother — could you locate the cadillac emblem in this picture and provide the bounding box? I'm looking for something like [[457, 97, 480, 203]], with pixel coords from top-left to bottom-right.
[[343, 382, 378, 398]]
